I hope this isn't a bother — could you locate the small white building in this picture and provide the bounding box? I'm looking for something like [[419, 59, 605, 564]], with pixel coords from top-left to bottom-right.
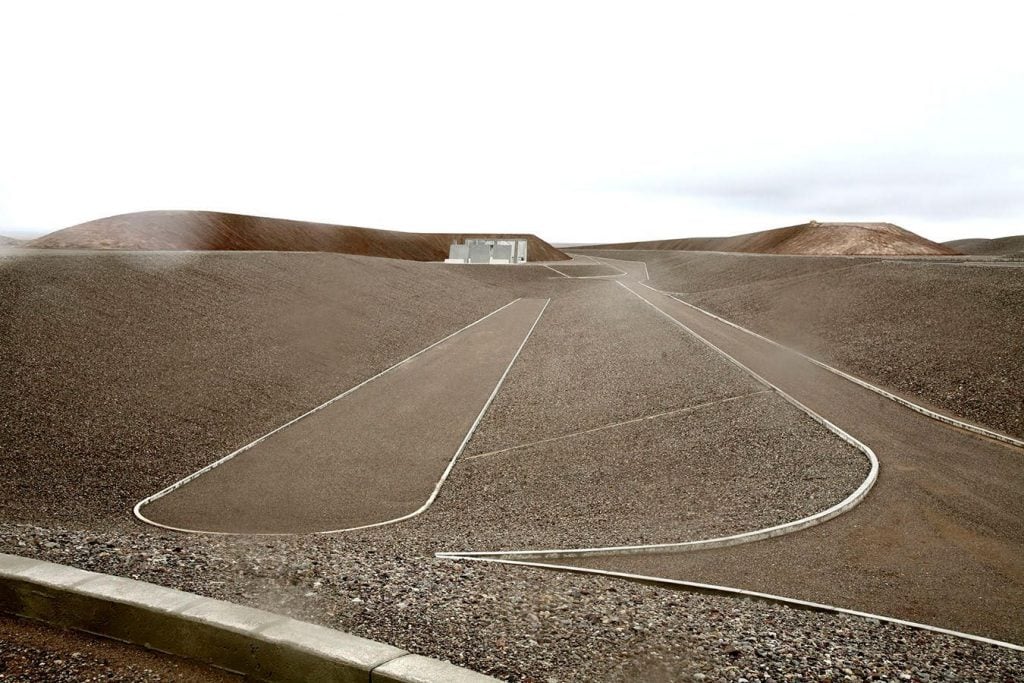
[[445, 238, 528, 264]]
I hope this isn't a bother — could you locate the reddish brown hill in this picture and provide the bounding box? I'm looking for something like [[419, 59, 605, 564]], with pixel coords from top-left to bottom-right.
[[26, 210, 569, 262], [945, 236, 1024, 257], [580, 222, 958, 256]]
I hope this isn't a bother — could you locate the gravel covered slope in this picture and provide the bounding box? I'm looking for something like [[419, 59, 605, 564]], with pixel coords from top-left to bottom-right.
[[685, 261, 1024, 439], [0, 251, 548, 527], [438, 392, 866, 549], [3, 251, 1020, 681], [467, 280, 761, 455], [590, 250, 1024, 440], [584, 249, 877, 294]]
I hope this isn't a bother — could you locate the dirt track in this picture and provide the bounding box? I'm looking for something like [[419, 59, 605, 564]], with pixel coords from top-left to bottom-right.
[[564, 268, 1024, 643]]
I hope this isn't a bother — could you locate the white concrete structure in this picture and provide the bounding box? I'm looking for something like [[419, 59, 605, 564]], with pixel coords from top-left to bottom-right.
[[446, 239, 528, 264]]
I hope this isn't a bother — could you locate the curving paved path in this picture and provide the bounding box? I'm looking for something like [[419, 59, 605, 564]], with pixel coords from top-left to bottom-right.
[[138, 298, 549, 534], [552, 259, 1024, 644]]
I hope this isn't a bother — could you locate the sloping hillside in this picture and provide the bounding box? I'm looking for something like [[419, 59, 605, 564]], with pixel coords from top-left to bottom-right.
[[27, 210, 569, 261], [945, 236, 1024, 257], [580, 222, 958, 256], [0, 235, 22, 247]]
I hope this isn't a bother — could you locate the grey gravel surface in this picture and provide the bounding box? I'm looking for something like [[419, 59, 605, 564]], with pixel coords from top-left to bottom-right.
[[3, 525, 1022, 682], [543, 264, 624, 277], [467, 280, 761, 456], [0, 250, 548, 528], [3, 251, 1021, 680], [0, 613, 239, 682], [584, 250, 878, 294], [686, 261, 1024, 440], [442, 391, 867, 549], [589, 250, 1024, 440]]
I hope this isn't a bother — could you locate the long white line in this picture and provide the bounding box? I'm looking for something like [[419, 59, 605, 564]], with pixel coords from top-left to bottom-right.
[[633, 282, 1024, 451], [542, 264, 570, 278], [430, 255, 1023, 652], [133, 298, 550, 535], [437, 556, 1024, 653], [573, 253, 649, 281], [587, 253, 1023, 450], [439, 281, 879, 560], [464, 390, 770, 462]]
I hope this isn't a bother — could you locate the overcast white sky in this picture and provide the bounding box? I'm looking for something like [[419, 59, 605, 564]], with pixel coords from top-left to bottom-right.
[[1, 1, 1021, 243]]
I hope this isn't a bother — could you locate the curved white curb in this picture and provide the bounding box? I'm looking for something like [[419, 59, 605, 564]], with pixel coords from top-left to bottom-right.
[[134, 298, 551, 536], [437, 280, 879, 561]]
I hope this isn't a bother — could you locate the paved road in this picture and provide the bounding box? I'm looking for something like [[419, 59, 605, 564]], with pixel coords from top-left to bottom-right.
[[565, 261, 1024, 644], [140, 298, 548, 534]]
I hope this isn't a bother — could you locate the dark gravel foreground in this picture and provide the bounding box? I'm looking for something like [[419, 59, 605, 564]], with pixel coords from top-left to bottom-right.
[[0, 613, 240, 682], [3, 525, 1022, 682], [2, 252, 1022, 680], [587, 251, 1024, 440]]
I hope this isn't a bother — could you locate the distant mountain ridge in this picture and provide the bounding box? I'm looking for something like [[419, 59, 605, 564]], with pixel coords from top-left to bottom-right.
[[579, 221, 958, 256], [944, 235, 1024, 257], [0, 234, 23, 246], [27, 210, 569, 262]]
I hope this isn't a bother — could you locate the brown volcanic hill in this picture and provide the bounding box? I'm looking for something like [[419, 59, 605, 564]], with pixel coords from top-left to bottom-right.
[[0, 235, 23, 246], [26, 210, 569, 262], [945, 236, 1024, 257], [580, 222, 958, 256]]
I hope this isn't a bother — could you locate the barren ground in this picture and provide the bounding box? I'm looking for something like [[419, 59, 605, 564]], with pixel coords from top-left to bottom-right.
[[587, 250, 1024, 439], [1, 250, 1021, 681]]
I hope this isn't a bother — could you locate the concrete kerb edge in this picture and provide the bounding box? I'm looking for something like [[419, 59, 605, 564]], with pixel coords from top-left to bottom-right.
[[0, 552, 498, 682], [438, 556, 1024, 653], [436, 281, 879, 562], [132, 297, 546, 537]]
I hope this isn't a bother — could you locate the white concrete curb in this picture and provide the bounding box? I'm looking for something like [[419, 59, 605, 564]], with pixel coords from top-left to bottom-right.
[[134, 298, 550, 536], [0, 552, 497, 682], [438, 280, 879, 562]]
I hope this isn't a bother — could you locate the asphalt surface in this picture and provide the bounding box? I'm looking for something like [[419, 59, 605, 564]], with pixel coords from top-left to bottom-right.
[[140, 297, 548, 534], [565, 264, 1024, 644]]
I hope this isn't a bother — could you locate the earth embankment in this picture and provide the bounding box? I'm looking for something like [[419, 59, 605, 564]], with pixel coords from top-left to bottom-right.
[[579, 221, 957, 255], [26, 210, 569, 261], [945, 235, 1024, 257], [0, 250, 551, 528], [585, 250, 1024, 439]]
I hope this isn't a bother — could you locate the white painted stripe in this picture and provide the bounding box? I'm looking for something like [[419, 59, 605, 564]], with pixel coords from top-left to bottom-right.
[[542, 264, 570, 278], [573, 253, 649, 281], [434, 556, 1024, 652], [133, 298, 550, 535], [438, 281, 879, 560], [464, 390, 770, 462]]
